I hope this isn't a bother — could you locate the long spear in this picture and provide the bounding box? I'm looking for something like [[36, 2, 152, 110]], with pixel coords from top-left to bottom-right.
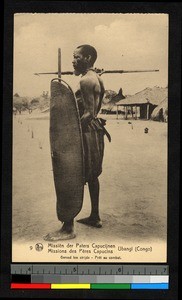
[[34, 48, 159, 77], [34, 69, 159, 76]]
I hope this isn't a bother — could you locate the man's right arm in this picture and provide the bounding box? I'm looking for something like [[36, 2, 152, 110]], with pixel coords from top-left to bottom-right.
[[80, 77, 95, 128]]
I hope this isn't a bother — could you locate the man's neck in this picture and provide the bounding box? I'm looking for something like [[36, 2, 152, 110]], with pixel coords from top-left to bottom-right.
[[81, 66, 95, 76]]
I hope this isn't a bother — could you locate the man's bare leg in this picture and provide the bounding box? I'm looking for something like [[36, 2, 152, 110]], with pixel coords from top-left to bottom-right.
[[44, 219, 76, 241], [77, 178, 102, 228]]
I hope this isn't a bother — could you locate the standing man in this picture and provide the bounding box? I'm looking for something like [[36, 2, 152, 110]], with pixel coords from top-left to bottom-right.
[[44, 45, 110, 241]]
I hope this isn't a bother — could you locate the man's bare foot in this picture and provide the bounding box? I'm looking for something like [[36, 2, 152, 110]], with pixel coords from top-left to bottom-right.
[[43, 229, 76, 241], [44, 221, 76, 241], [77, 217, 102, 228]]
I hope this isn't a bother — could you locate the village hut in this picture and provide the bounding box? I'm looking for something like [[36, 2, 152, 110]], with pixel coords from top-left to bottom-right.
[[101, 88, 125, 114], [116, 86, 167, 120], [151, 97, 168, 122], [102, 90, 117, 104]]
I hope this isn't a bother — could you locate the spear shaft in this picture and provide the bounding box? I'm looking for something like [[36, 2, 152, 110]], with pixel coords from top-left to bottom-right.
[[34, 48, 159, 77], [34, 69, 159, 76], [58, 48, 61, 80]]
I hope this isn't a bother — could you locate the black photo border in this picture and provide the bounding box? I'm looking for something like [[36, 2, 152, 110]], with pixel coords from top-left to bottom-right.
[[1, 1, 181, 299]]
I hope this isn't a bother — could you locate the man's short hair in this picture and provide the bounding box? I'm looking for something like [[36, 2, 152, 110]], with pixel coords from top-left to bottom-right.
[[77, 44, 97, 66]]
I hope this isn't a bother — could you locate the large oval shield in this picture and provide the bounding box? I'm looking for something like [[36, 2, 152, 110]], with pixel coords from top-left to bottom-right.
[[50, 79, 85, 222]]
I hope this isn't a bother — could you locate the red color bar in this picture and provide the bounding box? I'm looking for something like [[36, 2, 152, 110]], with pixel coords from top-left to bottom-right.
[[11, 283, 51, 289]]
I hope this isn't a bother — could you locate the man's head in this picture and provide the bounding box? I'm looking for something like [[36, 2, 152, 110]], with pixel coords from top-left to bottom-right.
[[72, 44, 97, 76]]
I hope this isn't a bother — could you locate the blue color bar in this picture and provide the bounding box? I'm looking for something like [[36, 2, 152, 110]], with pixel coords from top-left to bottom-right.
[[131, 283, 169, 289]]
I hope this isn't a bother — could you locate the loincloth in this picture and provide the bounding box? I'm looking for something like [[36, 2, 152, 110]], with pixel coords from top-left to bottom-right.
[[82, 118, 111, 183]]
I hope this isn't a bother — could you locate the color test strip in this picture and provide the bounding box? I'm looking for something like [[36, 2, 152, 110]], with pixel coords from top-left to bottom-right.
[[11, 282, 169, 289], [30, 275, 169, 284], [51, 284, 90, 289], [12, 275, 31, 283], [91, 283, 130, 289], [12, 274, 169, 284], [11, 283, 51, 289], [131, 283, 169, 289], [150, 276, 169, 283]]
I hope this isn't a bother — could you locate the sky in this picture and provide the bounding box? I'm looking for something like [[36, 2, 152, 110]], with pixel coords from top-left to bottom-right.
[[14, 13, 168, 97]]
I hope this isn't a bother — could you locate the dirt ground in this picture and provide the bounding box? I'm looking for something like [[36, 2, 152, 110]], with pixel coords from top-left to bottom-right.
[[12, 112, 167, 246]]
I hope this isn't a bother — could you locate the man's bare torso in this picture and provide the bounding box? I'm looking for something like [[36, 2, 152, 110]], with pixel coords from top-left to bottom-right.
[[79, 70, 105, 122]]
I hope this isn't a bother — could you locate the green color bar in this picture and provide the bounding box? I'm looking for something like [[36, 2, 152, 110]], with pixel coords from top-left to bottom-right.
[[91, 283, 131, 289]]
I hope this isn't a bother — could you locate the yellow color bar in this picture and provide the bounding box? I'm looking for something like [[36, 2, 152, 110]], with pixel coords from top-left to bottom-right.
[[51, 284, 90, 289]]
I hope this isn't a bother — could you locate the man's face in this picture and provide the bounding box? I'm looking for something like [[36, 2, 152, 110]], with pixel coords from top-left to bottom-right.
[[72, 48, 88, 76]]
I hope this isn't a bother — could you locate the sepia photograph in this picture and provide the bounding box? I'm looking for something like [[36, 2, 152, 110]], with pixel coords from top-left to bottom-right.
[[12, 13, 168, 263]]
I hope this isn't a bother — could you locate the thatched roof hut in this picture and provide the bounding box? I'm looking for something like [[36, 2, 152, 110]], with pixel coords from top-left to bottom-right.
[[116, 86, 167, 106], [151, 97, 168, 122], [112, 88, 125, 102], [101, 88, 125, 114], [116, 86, 167, 120], [102, 90, 117, 104]]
